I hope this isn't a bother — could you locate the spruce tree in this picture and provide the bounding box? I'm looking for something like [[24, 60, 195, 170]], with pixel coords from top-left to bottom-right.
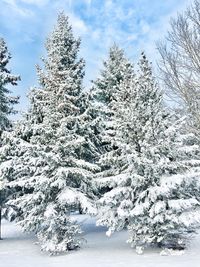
[[0, 12, 99, 254], [97, 52, 200, 250], [91, 45, 134, 191], [0, 38, 20, 239], [0, 38, 20, 133]]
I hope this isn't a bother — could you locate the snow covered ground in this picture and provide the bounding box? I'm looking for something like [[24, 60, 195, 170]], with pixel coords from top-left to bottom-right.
[[1, 215, 200, 267]]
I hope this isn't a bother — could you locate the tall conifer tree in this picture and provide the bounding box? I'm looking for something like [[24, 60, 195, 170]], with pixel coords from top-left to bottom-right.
[[0, 38, 20, 239], [0, 13, 99, 254], [0, 38, 20, 133], [97, 53, 200, 250], [91, 45, 134, 191]]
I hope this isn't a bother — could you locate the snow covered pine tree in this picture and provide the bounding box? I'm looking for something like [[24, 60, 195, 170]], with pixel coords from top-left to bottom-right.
[[0, 12, 99, 254], [0, 38, 20, 133], [97, 52, 200, 251], [0, 37, 20, 239], [90, 44, 134, 193]]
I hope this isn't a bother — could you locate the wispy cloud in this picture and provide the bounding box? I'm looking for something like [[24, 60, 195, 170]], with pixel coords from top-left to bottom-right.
[[20, 0, 49, 6], [2, 0, 33, 17]]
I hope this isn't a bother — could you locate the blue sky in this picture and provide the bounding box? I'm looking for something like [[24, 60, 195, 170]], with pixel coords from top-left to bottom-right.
[[0, 0, 190, 115]]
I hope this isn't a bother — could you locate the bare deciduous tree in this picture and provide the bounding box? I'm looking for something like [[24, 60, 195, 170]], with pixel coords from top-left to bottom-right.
[[158, 0, 200, 133]]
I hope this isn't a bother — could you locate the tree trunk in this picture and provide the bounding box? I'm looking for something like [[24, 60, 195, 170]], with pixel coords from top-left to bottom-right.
[[78, 204, 83, 215]]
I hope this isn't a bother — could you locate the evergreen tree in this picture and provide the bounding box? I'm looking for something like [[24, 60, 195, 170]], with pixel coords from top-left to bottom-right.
[[92, 44, 133, 106], [0, 38, 20, 133], [97, 52, 200, 250], [0, 12, 99, 254], [0, 38, 20, 239], [91, 45, 134, 192]]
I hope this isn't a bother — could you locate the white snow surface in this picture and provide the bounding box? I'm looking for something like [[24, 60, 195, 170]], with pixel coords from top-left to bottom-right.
[[1, 215, 200, 267]]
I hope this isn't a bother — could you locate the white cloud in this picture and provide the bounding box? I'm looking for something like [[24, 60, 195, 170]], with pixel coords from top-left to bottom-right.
[[90, 29, 101, 41], [2, 0, 33, 17], [127, 34, 138, 42], [69, 13, 88, 35], [20, 0, 49, 6], [83, 0, 92, 6], [139, 20, 150, 35]]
